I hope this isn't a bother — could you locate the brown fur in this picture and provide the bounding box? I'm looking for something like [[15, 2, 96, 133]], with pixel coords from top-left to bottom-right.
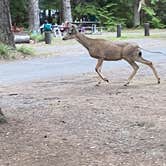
[[63, 25, 160, 85]]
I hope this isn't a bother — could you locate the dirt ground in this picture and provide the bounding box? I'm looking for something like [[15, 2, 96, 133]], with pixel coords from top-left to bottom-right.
[[0, 37, 166, 166]]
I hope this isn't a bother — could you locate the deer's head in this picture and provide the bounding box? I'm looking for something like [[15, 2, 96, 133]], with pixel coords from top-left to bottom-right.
[[62, 25, 78, 40]]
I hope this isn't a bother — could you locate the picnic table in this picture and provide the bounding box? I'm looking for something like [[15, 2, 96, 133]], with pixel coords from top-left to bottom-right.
[[72, 21, 102, 34]]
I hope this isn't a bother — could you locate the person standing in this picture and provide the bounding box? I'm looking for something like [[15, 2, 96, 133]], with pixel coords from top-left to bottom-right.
[[40, 20, 52, 34], [41, 20, 52, 44]]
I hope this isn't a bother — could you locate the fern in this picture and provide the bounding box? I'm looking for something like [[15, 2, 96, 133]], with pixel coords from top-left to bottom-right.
[[142, 5, 165, 28], [142, 6, 156, 16]]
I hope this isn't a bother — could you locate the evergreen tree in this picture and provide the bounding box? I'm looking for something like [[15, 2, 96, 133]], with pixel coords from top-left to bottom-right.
[[0, 0, 15, 47], [28, 0, 40, 32], [62, 0, 73, 22]]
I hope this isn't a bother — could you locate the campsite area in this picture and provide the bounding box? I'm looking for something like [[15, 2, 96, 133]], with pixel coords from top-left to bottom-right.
[[0, 35, 166, 166]]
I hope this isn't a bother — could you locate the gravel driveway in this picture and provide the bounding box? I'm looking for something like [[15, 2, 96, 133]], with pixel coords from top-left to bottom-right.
[[0, 35, 166, 166]]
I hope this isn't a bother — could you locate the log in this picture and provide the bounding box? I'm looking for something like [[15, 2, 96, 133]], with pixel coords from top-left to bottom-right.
[[14, 35, 30, 43]]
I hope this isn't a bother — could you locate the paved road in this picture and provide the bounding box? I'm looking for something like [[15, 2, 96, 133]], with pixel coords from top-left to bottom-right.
[[0, 44, 165, 86]]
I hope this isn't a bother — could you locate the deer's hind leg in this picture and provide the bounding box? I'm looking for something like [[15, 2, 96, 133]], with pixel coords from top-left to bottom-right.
[[124, 60, 139, 86], [135, 56, 160, 84], [95, 59, 109, 84]]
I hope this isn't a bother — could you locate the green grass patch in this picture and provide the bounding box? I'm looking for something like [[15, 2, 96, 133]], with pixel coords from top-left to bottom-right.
[[0, 43, 13, 59], [30, 34, 44, 42], [0, 43, 35, 60], [17, 45, 34, 56]]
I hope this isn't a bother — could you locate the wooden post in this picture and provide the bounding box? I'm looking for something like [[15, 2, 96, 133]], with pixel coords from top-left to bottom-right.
[[117, 24, 121, 37], [144, 23, 150, 36], [91, 24, 96, 34]]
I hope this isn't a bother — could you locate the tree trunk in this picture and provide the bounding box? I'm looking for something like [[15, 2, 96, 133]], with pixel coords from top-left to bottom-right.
[[28, 0, 40, 33], [48, 9, 52, 23], [62, 0, 73, 22], [0, 0, 15, 47], [134, 0, 141, 27]]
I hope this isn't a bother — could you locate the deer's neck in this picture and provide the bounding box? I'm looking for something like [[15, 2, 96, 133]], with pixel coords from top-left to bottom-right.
[[75, 33, 93, 50]]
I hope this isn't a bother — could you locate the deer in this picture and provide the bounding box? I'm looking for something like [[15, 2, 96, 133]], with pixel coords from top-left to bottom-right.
[[62, 25, 160, 86]]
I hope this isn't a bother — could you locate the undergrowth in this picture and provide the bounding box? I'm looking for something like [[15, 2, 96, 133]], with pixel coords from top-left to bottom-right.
[[30, 34, 44, 42], [0, 43, 13, 59], [0, 43, 34, 60], [17, 45, 34, 56]]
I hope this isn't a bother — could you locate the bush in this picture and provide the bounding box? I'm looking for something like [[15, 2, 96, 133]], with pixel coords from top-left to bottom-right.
[[30, 34, 44, 42], [143, 6, 165, 28], [0, 43, 12, 59], [0, 43, 35, 60], [17, 45, 34, 56]]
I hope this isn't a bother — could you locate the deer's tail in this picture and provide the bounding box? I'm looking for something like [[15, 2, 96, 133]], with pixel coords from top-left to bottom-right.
[[139, 47, 166, 56]]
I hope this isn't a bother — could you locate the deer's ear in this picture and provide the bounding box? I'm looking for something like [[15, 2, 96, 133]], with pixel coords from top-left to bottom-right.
[[71, 25, 77, 33]]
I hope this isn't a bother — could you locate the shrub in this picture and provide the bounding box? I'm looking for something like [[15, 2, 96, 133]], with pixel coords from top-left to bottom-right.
[[143, 6, 165, 28], [0, 43, 35, 60], [30, 34, 44, 42], [17, 45, 34, 56], [0, 43, 12, 59]]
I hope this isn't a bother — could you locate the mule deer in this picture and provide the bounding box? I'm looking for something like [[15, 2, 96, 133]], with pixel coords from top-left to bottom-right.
[[62, 25, 160, 86]]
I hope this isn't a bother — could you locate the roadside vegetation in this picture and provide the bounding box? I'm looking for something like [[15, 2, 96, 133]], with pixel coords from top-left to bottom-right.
[[0, 43, 34, 60], [0, 43, 13, 59], [30, 34, 44, 43], [17, 45, 34, 56]]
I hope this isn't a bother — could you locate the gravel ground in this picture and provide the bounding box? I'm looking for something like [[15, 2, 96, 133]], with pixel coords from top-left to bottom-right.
[[0, 35, 166, 166]]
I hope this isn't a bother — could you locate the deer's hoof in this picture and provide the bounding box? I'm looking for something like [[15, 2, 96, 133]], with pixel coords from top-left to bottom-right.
[[95, 82, 101, 87], [124, 82, 129, 86], [104, 78, 109, 83]]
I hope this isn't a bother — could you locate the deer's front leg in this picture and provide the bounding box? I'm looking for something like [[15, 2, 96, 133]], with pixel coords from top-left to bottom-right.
[[95, 59, 109, 83]]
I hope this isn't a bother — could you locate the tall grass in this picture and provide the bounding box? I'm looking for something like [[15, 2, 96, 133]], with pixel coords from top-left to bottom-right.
[[0, 43, 34, 60], [30, 34, 44, 42], [0, 43, 12, 59], [17, 45, 34, 56]]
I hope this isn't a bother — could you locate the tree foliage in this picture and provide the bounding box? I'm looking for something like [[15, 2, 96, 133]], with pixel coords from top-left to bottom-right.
[[10, 0, 28, 27], [142, 0, 166, 28], [72, 0, 165, 28], [39, 0, 61, 9], [8, 0, 166, 29]]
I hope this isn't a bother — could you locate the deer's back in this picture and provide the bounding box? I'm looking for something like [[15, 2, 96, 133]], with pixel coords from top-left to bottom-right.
[[88, 40, 125, 61], [88, 39, 140, 61]]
